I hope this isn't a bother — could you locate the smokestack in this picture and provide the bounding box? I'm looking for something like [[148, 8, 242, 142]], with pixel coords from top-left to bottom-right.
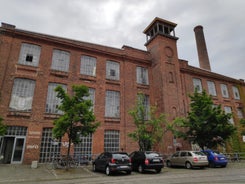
[[194, 25, 211, 71]]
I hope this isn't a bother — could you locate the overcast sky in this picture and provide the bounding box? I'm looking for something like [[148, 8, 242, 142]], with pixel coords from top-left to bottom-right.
[[1, 0, 244, 80]]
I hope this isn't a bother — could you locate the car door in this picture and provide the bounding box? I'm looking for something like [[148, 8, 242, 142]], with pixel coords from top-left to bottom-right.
[[170, 152, 180, 166], [96, 153, 109, 171], [178, 151, 188, 166]]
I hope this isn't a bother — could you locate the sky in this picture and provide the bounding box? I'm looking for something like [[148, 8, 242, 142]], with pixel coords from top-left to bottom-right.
[[0, 0, 244, 80]]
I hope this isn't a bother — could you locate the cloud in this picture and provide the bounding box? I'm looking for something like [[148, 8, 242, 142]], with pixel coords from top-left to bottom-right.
[[0, 0, 244, 79]]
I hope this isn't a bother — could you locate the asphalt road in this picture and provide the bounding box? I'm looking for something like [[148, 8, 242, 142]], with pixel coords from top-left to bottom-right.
[[23, 162, 245, 184]]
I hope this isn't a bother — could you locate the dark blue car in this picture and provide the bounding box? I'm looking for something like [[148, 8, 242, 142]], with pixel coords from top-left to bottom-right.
[[202, 150, 228, 168]]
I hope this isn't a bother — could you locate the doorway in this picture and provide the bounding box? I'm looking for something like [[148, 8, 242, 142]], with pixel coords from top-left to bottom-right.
[[0, 136, 26, 164]]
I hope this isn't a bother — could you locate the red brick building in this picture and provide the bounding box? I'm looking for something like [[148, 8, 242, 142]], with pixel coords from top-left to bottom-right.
[[0, 17, 244, 164]]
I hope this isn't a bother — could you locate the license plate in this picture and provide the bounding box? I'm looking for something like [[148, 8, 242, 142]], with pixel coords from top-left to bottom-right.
[[153, 159, 160, 162], [220, 158, 225, 160], [119, 166, 128, 168]]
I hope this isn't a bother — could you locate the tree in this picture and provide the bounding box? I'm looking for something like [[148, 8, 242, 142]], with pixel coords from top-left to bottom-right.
[[172, 90, 236, 150], [52, 85, 100, 168], [128, 93, 167, 151], [0, 116, 7, 136]]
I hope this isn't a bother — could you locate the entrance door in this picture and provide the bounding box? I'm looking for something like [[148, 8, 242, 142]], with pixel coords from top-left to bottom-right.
[[0, 136, 25, 164], [12, 137, 26, 163]]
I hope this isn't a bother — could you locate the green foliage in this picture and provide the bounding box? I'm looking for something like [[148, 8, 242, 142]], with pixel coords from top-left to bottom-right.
[[171, 90, 236, 150], [128, 93, 166, 151], [0, 116, 7, 136], [52, 85, 100, 165]]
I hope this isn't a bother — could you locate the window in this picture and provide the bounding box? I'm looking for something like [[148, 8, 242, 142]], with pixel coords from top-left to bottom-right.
[[105, 90, 120, 118], [83, 88, 95, 110], [224, 106, 234, 124], [221, 84, 229, 98], [141, 94, 150, 120], [136, 66, 149, 85], [207, 81, 217, 96], [137, 94, 150, 120], [193, 78, 202, 93], [45, 83, 67, 114], [9, 78, 36, 111], [51, 49, 70, 72], [18, 43, 41, 67], [74, 133, 92, 163], [80, 56, 97, 76], [232, 86, 240, 100], [39, 128, 61, 163], [106, 61, 119, 80], [237, 108, 244, 119], [104, 130, 120, 152]]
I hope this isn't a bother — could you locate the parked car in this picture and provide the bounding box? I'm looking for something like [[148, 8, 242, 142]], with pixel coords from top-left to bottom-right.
[[202, 150, 228, 168], [129, 151, 164, 173], [166, 151, 208, 169], [92, 152, 132, 175]]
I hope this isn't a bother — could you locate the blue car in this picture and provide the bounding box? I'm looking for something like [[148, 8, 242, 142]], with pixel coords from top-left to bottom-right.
[[202, 150, 228, 168]]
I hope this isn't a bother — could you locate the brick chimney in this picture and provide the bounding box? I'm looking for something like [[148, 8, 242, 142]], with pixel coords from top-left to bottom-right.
[[194, 25, 211, 71]]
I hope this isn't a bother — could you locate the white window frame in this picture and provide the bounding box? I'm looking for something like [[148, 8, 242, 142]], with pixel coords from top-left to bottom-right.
[[221, 84, 229, 98], [207, 81, 217, 96], [136, 66, 149, 85], [9, 78, 36, 111], [18, 43, 41, 67], [80, 56, 97, 76], [106, 61, 120, 80], [105, 90, 120, 118], [51, 49, 70, 72], [193, 78, 202, 93], [45, 83, 67, 114], [232, 86, 240, 100]]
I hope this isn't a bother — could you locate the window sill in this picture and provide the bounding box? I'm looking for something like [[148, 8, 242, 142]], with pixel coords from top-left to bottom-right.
[[50, 70, 69, 78], [106, 80, 120, 86], [44, 113, 61, 119], [136, 84, 149, 89], [105, 117, 120, 123], [7, 111, 31, 118], [79, 75, 96, 82], [16, 64, 38, 72]]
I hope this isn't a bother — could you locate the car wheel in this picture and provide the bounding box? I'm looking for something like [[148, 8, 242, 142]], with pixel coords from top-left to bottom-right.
[[105, 166, 111, 176], [92, 164, 97, 172], [138, 165, 144, 173], [155, 168, 161, 173], [166, 160, 172, 167], [185, 162, 192, 169]]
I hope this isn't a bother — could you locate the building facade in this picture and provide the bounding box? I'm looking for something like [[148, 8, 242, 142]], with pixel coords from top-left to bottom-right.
[[0, 17, 244, 164]]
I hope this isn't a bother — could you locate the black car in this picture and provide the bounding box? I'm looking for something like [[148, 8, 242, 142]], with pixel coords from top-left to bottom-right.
[[92, 152, 132, 175], [129, 151, 164, 173]]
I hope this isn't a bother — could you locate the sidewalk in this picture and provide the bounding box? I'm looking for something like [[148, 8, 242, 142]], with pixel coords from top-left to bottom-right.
[[0, 164, 94, 183]]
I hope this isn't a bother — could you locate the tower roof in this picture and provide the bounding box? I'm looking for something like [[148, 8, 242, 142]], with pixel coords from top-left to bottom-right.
[[143, 17, 177, 34]]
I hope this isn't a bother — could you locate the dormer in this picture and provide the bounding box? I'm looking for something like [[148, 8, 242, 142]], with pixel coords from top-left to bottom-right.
[[143, 17, 178, 46]]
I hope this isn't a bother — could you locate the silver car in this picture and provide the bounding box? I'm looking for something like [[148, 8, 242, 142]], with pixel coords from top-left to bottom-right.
[[166, 151, 208, 169]]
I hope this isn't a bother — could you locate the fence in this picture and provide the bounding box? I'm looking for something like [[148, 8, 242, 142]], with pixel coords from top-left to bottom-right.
[[224, 152, 245, 162]]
